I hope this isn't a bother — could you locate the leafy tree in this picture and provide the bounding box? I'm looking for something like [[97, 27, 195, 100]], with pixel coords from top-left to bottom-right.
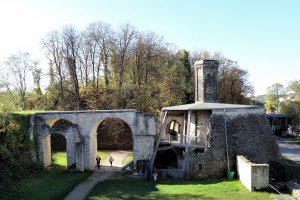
[[280, 101, 300, 125], [279, 80, 300, 124], [179, 50, 193, 103], [287, 80, 300, 93], [218, 66, 254, 104], [265, 83, 285, 113]]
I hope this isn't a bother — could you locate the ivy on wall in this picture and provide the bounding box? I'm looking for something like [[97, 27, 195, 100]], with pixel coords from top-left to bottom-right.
[[0, 113, 40, 189]]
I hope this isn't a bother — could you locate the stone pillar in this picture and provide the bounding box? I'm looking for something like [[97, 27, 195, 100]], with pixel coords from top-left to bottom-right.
[[76, 143, 84, 171], [66, 136, 76, 167], [194, 60, 219, 103], [41, 134, 51, 166]]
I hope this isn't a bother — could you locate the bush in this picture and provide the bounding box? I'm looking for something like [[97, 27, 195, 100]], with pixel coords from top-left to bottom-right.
[[0, 113, 40, 191]]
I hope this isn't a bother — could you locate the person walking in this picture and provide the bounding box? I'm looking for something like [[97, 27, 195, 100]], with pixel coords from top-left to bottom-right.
[[109, 156, 114, 167], [96, 155, 101, 169]]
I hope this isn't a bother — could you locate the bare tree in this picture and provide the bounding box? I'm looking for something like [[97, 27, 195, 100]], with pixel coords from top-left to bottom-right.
[[132, 31, 163, 85], [92, 21, 114, 88], [42, 30, 65, 99], [4, 52, 33, 110], [112, 23, 136, 90], [61, 25, 82, 109], [81, 21, 114, 91]]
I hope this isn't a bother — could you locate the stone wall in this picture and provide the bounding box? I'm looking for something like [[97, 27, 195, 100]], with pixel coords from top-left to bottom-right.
[[34, 110, 156, 171], [187, 109, 281, 179], [237, 155, 269, 191], [194, 60, 219, 102]]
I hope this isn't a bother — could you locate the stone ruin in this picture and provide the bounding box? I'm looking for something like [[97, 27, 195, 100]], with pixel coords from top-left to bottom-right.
[[152, 60, 282, 180], [33, 110, 156, 171], [33, 59, 283, 184]]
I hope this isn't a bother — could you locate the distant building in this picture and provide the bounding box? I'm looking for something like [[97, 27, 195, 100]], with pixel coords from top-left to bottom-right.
[[266, 114, 290, 135]]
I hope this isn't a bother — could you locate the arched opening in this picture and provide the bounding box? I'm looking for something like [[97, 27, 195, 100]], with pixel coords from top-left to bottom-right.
[[51, 133, 66, 167], [167, 120, 181, 141], [50, 119, 72, 168], [155, 149, 178, 169], [95, 118, 133, 168]]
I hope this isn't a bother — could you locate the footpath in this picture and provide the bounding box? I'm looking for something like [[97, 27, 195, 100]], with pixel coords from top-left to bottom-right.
[[276, 137, 300, 164], [64, 151, 130, 200]]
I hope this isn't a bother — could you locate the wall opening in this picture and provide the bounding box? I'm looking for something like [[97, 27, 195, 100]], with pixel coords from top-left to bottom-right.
[[155, 149, 178, 169], [96, 118, 133, 167], [167, 120, 181, 141], [50, 119, 72, 168]]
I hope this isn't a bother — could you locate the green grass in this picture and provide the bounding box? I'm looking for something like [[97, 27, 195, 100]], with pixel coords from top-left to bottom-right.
[[1, 168, 91, 200], [122, 153, 133, 165], [52, 151, 67, 167], [52, 151, 110, 167], [283, 157, 300, 179], [98, 151, 110, 163], [13, 110, 45, 114], [1, 151, 91, 200], [86, 179, 274, 200], [285, 137, 300, 145]]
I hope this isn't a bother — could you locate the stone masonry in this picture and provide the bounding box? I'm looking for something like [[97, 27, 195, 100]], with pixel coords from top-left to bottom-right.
[[186, 109, 280, 179], [157, 60, 282, 180], [34, 110, 156, 171]]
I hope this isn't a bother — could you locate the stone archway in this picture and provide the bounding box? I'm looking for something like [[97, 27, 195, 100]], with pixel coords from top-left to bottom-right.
[[92, 117, 134, 167], [35, 117, 83, 170], [90, 117, 135, 169], [34, 110, 156, 171]]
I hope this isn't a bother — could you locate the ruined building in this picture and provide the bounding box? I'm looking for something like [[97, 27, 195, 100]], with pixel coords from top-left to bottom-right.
[[152, 60, 281, 179]]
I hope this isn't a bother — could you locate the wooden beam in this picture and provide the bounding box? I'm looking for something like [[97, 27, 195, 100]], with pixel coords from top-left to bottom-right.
[[150, 111, 168, 167]]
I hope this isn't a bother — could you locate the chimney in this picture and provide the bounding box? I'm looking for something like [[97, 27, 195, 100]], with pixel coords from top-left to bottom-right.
[[194, 60, 219, 103]]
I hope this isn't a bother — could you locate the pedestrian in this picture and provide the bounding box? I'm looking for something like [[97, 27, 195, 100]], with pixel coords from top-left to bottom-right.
[[145, 162, 151, 181], [96, 155, 101, 169], [153, 170, 158, 181], [109, 156, 114, 167]]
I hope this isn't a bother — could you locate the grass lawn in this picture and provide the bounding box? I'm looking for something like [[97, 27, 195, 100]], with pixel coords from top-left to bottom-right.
[[13, 110, 45, 114], [1, 153, 91, 200], [285, 137, 300, 145], [52, 151, 67, 167], [122, 152, 133, 166], [98, 151, 110, 163], [283, 157, 300, 179], [1, 169, 91, 200], [52, 151, 110, 167], [86, 179, 275, 200]]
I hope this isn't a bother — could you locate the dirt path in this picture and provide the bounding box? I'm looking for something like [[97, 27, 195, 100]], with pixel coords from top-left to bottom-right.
[[102, 150, 132, 167], [64, 151, 131, 200]]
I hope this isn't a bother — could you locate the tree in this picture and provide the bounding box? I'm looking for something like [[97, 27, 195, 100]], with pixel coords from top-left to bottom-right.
[[61, 25, 81, 109], [111, 23, 136, 90], [32, 61, 42, 95], [218, 66, 254, 104], [179, 50, 193, 103], [4, 52, 33, 110], [42, 30, 66, 100], [265, 83, 285, 113], [287, 80, 300, 93], [279, 80, 300, 124]]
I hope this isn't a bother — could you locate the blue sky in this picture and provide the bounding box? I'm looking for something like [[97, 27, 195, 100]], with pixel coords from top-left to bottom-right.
[[0, 0, 299, 95]]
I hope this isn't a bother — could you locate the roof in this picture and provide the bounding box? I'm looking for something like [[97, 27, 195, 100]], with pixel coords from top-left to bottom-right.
[[266, 114, 288, 118], [162, 102, 261, 111]]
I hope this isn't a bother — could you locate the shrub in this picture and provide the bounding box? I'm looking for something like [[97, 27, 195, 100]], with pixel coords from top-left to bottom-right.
[[0, 113, 40, 191]]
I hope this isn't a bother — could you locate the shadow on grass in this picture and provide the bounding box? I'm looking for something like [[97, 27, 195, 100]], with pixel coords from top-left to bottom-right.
[[87, 179, 212, 200], [1, 168, 91, 200], [86, 178, 274, 200]]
